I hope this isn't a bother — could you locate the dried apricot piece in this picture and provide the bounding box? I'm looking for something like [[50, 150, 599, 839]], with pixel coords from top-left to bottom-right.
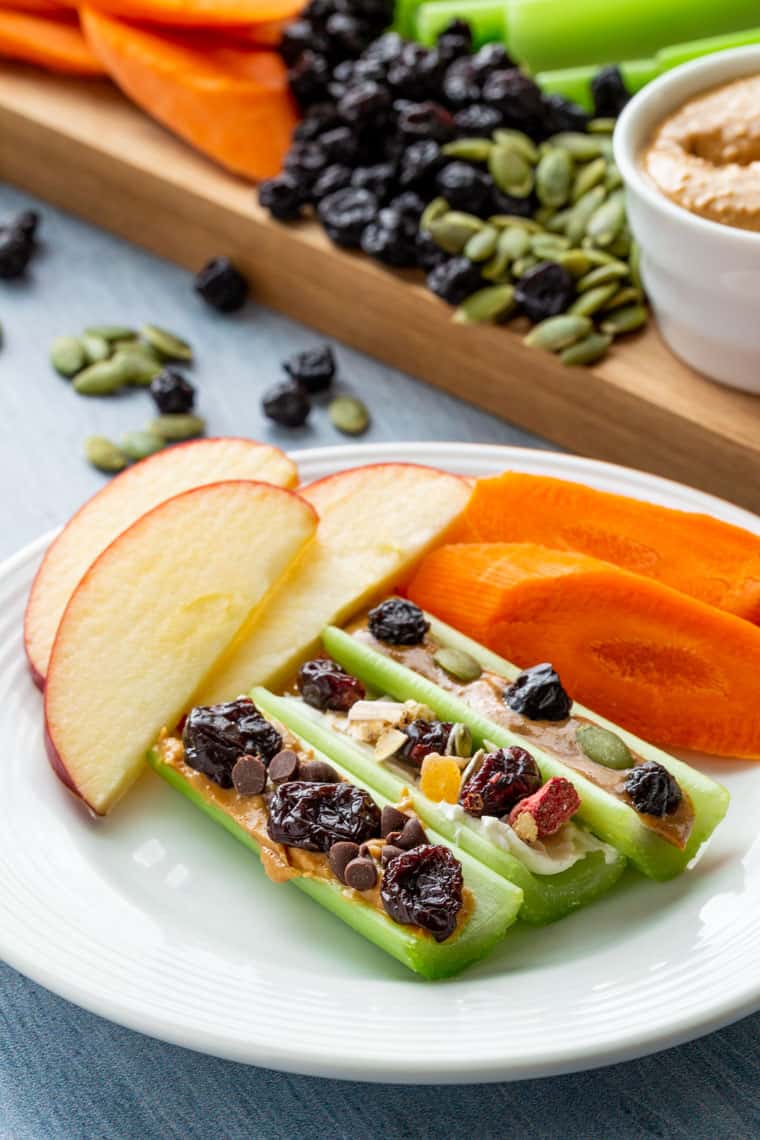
[[420, 754, 462, 804]]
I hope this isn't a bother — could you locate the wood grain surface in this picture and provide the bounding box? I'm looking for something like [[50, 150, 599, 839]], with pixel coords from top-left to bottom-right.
[[0, 64, 758, 511]]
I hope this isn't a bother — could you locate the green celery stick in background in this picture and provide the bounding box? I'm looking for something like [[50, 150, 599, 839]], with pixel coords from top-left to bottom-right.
[[416, 0, 507, 47], [656, 24, 760, 69]]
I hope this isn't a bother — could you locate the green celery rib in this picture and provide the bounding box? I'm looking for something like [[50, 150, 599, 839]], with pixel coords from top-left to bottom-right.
[[257, 689, 627, 925], [415, 0, 507, 47], [146, 740, 522, 980], [322, 622, 729, 881]]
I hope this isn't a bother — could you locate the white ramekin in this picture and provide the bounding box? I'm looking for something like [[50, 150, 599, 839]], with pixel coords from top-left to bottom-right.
[[614, 46, 760, 394]]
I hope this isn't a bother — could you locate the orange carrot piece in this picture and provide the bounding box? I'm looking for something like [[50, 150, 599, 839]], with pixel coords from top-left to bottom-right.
[[81, 0, 304, 27], [408, 541, 760, 759], [449, 472, 760, 625], [0, 7, 104, 72], [0, 0, 74, 13], [81, 8, 297, 180]]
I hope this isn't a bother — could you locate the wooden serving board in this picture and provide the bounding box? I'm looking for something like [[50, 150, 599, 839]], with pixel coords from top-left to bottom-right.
[[1, 64, 758, 511]]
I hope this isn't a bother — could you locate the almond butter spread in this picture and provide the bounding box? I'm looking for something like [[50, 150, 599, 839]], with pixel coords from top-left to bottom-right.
[[643, 75, 760, 232]]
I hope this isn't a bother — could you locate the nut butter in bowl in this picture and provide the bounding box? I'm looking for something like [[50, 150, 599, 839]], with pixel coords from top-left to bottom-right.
[[614, 46, 760, 393]]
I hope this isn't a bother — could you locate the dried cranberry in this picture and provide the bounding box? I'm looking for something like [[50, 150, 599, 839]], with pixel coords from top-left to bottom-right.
[[401, 720, 454, 766], [625, 761, 682, 817], [381, 844, 463, 941], [399, 139, 444, 188], [515, 261, 576, 322], [318, 187, 378, 247], [368, 597, 429, 645], [454, 104, 503, 135], [259, 174, 305, 221], [183, 698, 283, 788], [283, 344, 336, 392], [397, 100, 455, 143], [436, 162, 492, 214], [262, 381, 311, 427], [193, 257, 248, 313], [267, 781, 381, 852], [458, 747, 541, 817], [297, 657, 365, 711], [591, 65, 630, 118], [149, 367, 195, 415], [0, 228, 33, 279], [435, 19, 472, 63], [426, 257, 483, 305], [504, 663, 572, 721]]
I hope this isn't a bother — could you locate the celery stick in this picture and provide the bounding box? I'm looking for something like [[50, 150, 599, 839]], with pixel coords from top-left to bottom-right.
[[657, 25, 760, 69], [536, 59, 657, 109], [416, 0, 507, 47]]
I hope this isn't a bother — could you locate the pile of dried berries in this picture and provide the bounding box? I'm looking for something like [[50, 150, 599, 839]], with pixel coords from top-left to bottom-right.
[[261, 342, 370, 436], [0, 209, 40, 280]]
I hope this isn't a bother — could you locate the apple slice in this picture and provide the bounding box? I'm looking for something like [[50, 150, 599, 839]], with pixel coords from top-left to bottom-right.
[[45, 480, 316, 815], [25, 438, 297, 688], [196, 463, 471, 702]]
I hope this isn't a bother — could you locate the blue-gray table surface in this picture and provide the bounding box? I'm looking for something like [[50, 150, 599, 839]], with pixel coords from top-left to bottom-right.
[[0, 184, 758, 1140]]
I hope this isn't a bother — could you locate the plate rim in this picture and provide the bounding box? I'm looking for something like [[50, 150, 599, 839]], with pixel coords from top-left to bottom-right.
[[2, 440, 759, 1084]]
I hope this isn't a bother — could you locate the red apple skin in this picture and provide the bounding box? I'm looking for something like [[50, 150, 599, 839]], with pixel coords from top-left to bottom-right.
[[303, 461, 468, 498], [44, 719, 101, 815], [24, 437, 295, 688]]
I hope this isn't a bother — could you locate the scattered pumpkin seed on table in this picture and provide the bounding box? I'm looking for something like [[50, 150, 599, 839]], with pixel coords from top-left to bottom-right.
[[84, 324, 136, 341], [148, 413, 205, 440], [121, 430, 166, 461], [328, 395, 370, 436], [51, 335, 86, 378], [140, 324, 193, 362], [73, 358, 129, 396], [81, 333, 111, 365], [84, 436, 129, 473], [111, 348, 163, 386]]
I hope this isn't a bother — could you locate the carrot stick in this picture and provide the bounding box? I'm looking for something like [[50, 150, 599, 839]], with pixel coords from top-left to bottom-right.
[[449, 472, 760, 625], [81, 0, 304, 27], [0, 7, 104, 73], [408, 541, 760, 758]]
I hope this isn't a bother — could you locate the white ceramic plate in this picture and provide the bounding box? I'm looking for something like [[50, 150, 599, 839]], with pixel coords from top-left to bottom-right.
[[1, 443, 759, 1084]]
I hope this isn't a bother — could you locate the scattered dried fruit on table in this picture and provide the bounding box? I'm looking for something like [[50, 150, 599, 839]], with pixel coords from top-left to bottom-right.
[[150, 367, 196, 414], [262, 380, 311, 427], [194, 256, 249, 312], [283, 344, 336, 392]]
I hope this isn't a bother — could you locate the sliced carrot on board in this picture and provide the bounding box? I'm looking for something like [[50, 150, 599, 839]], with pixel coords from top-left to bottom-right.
[[449, 472, 760, 625], [0, 7, 104, 73], [408, 541, 760, 759], [0, 0, 74, 13], [81, 8, 297, 180], [81, 0, 304, 27]]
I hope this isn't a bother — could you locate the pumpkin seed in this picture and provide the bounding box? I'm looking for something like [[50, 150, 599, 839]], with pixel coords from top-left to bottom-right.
[[549, 132, 605, 161], [583, 247, 618, 267], [420, 196, 449, 232], [588, 117, 616, 135], [606, 232, 631, 259], [84, 435, 129, 473], [428, 212, 483, 253], [446, 722, 473, 758], [586, 192, 625, 246], [51, 335, 86, 378], [121, 429, 165, 461], [576, 723, 632, 769], [576, 261, 629, 292], [84, 324, 136, 341], [511, 255, 538, 278], [568, 283, 619, 317], [535, 147, 574, 208], [328, 395, 370, 435], [481, 249, 512, 283], [442, 138, 492, 162], [497, 225, 531, 261], [487, 214, 542, 232], [555, 249, 594, 277], [455, 284, 516, 324], [599, 285, 643, 312], [148, 413, 205, 440], [73, 358, 129, 396], [81, 333, 111, 364], [140, 324, 193, 362], [546, 207, 573, 234], [524, 313, 592, 352], [630, 240, 642, 290], [489, 145, 534, 197], [111, 348, 162, 386], [492, 129, 539, 163], [565, 185, 606, 244], [374, 728, 407, 762], [560, 331, 612, 366], [464, 225, 498, 262], [533, 205, 557, 228], [531, 234, 571, 260], [571, 157, 608, 203], [605, 164, 623, 191], [433, 646, 482, 683], [599, 303, 648, 336]]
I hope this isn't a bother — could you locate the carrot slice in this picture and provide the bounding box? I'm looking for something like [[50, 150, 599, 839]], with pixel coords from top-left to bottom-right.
[[408, 541, 760, 758], [81, 0, 304, 27], [0, 7, 104, 73], [450, 472, 760, 625], [81, 8, 297, 180], [0, 0, 74, 13]]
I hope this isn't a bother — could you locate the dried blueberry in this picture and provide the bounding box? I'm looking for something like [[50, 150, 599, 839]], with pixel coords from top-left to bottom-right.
[[401, 720, 454, 766], [436, 161, 492, 214], [283, 344, 336, 392], [361, 214, 419, 267], [458, 746, 542, 817], [319, 125, 359, 163], [183, 698, 283, 788], [504, 663, 572, 722], [149, 368, 195, 415], [368, 597, 429, 645], [318, 187, 378, 247], [389, 190, 426, 221], [262, 381, 311, 427], [267, 781, 381, 852], [625, 761, 682, 817], [351, 162, 397, 201], [454, 104, 503, 135], [259, 173, 305, 221], [482, 69, 545, 134], [399, 139, 444, 188], [381, 844, 463, 941], [0, 228, 33, 279], [284, 141, 329, 184], [591, 65, 630, 118], [515, 261, 576, 322], [193, 256, 248, 313], [541, 93, 590, 135], [297, 657, 365, 711], [281, 19, 324, 65], [312, 163, 353, 200], [362, 30, 404, 65], [471, 42, 515, 76], [426, 257, 483, 305], [435, 18, 472, 63], [443, 58, 481, 107], [293, 104, 340, 142], [489, 188, 537, 218], [325, 11, 373, 58], [397, 100, 455, 143], [338, 80, 391, 124], [12, 209, 39, 242], [289, 50, 331, 106], [415, 230, 448, 272]]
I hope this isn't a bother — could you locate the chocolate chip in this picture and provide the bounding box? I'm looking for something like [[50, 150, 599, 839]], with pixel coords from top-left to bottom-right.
[[381, 805, 408, 837], [231, 755, 267, 796], [299, 759, 340, 782], [328, 840, 360, 883], [344, 857, 378, 891], [381, 844, 405, 864], [398, 817, 428, 849], [268, 749, 300, 783]]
